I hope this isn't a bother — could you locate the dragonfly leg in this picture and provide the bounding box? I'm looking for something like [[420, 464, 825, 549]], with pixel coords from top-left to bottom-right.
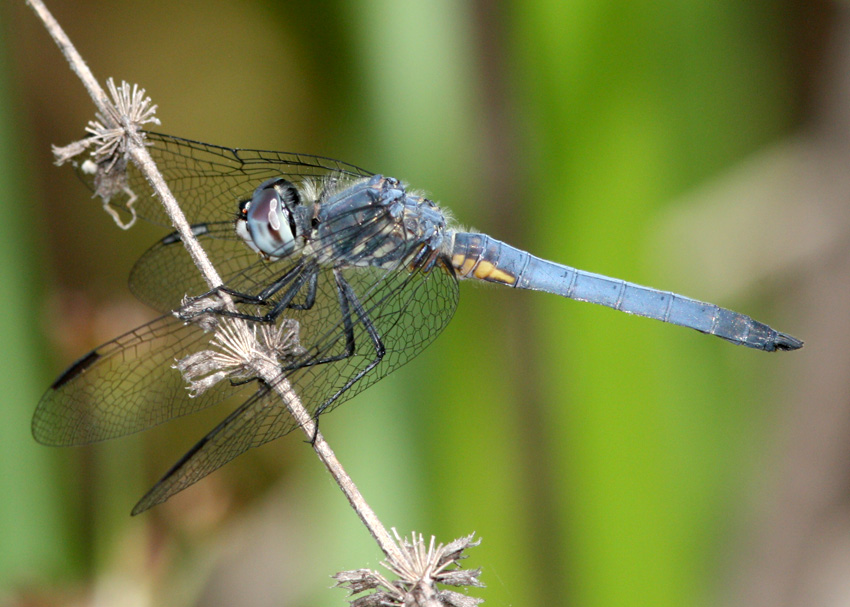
[[306, 268, 386, 443], [180, 265, 320, 324], [258, 269, 319, 317], [184, 261, 310, 309]]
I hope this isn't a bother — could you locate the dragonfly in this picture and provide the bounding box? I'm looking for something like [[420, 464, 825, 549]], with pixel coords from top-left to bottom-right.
[[33, 132, 803, 514]]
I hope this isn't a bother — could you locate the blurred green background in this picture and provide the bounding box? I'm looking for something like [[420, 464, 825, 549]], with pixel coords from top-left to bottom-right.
[[0, 1, 836, 606]]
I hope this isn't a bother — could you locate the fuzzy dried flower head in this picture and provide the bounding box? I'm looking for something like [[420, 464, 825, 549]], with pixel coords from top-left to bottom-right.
[[52, 78, 160, 229], [84, 79, 160, 167], [334, 531, 483, 607], [174, 308, 305, 397]]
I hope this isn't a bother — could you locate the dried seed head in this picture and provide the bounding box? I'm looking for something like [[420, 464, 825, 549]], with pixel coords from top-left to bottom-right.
[[174, 314, 304, 397], [52, 78, 160, 229], [85, 79, 160, 168], [334, 532, 483, 607]]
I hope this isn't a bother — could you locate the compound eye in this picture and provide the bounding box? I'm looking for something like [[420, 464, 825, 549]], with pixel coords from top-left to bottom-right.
[[246, 186, 295, 257]]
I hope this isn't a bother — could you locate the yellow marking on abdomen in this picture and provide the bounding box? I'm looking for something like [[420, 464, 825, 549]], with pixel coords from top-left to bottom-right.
[[472, 260, 516, 285], [452, 253, 477, 277]]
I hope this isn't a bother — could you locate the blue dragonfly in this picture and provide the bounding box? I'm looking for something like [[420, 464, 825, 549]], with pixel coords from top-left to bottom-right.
[[33, 133, 803, 513]]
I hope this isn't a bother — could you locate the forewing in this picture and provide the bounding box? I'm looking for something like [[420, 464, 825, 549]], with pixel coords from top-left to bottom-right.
[[129, 222, 282, 313], [75, 131, 373, 226], [32, 314, 254, 446]]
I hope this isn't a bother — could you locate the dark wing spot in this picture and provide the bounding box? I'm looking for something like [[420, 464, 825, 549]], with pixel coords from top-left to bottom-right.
[[161, 223, 211, 245], [50, 350, 101, 390]]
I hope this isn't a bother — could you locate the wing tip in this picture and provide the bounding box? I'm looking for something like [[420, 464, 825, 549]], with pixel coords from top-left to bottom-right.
[[32, 350, 103, 445]]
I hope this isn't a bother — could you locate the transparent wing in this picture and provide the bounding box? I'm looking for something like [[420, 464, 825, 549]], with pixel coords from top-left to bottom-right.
[[74, 131, 373, 226], [128, 222, 275, 312], [32, 314, 256, 446], [133, 258, 458, 513]]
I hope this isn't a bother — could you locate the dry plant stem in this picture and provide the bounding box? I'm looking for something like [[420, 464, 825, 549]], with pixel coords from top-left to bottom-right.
[[26, 0, 405, 565]]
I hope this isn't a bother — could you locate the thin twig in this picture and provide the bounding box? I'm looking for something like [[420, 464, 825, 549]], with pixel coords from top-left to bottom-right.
[[26, 0, 405, 565]]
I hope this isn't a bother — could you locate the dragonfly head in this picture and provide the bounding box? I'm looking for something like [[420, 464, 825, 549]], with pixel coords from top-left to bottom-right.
[[237, 178, 302, 258]]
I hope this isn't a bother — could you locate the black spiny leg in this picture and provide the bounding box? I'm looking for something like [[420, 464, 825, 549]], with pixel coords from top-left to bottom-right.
[[307, 268, 386, 443], [289, 267, 357, 370], [183, 263, 320, 324]]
